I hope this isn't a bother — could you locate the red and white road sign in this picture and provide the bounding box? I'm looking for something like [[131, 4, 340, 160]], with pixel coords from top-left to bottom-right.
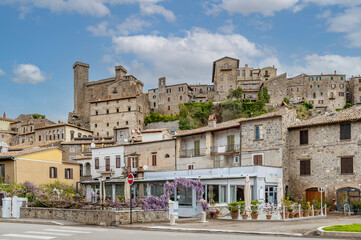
[[128, 173, 134, 185]]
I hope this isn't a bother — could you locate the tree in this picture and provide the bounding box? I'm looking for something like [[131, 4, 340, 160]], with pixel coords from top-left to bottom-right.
[[283, 97, 290, 105], [227, 88, 243, 100]]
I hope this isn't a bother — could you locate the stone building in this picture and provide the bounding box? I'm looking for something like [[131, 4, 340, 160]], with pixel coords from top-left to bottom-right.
[[148, 77, 193, 115], [190, 84, 216, 102], [69, 62, 147, 131], [348, 76, 361, 105], [0, 113, 18, 146], [35, 123, 93, 143], [288, 106, 361, 208], [264, 72, 347, 111]]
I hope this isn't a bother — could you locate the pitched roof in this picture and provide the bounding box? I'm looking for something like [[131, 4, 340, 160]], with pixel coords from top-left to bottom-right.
[[61, 139, 115, 145], [0, 117, 18, 123], [73, 155, 92, 160], [36, 123, 92, 132], [0, 146, 59, 157], [289, 106, 361, 129], [8, 140, 62, 150]]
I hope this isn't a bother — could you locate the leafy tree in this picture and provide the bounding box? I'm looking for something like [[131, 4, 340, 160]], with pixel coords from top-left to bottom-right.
[[344, 103, 352, 109], [227, 88, 243, 100], [30, 113, 45, 119], [296, 105, 310, 120], [302, 101, 313, 110], [144, 112, 179, 125], [262, 87, 270, 103], [283, 97, 290, 105]]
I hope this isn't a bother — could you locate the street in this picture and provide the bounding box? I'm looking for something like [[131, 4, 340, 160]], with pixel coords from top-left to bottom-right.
[[0, 222, 339, 240]]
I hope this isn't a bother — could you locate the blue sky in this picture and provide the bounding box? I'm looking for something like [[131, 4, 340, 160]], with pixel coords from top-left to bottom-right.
[[1, 0, 361, 122]]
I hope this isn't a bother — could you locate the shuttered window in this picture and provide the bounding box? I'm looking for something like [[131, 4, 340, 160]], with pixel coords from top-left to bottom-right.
[[341, 157, 353, 174], [105, 156, 110, 171], [49, 167, 57, 178], [340, 123, 351, 140], [152, 154, 157, 166], [0, 164, 5, 180], [65, 168, 73, 179], [116, 155, 121, 168], [227, 135, 235, 152], [95, 157, 99, 169], [255, 125, 263, 140], [194, 140, 200, 156], [300, 160, 310, 175], [300, 130, 308, 145], [253, 155, 263, 165]]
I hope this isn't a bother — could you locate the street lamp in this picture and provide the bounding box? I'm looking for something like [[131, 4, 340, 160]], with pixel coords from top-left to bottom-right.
[[318, 187, 325, 216]]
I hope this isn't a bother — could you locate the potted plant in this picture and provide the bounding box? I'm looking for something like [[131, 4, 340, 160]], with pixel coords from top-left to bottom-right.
[[207, 210, 217, 219], [228, 202, 239, 219], [352, 201, 361, 215], [282, 197, 293, 219], [250, 200, 259, 219], [301, 198, 310, 217], [313, 199, 321, 216]]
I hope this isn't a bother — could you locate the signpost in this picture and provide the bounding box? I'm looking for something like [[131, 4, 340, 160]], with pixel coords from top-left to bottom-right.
[[128, 173, 134, 224]]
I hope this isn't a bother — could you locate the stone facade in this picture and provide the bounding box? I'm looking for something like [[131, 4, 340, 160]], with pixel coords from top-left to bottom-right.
[[348, 76, 361, 105], [20, 207, 168, 226], [212, 57, 239, 101], [35, 124, 93, 143], [145, 120, 180, 132], [288, 110, 361, 204], [148, 77, 192, 115]]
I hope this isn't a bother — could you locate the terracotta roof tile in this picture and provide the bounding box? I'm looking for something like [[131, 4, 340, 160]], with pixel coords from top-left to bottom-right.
[[61, 140, 114, 145], [8, 140, 61, 150], [289, 106, 361, 129], [0, 146, 59, 157]]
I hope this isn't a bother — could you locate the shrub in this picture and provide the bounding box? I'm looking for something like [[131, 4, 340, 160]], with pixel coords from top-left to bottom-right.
[[352, 201, 361, 210], [344, 103, 352, 109], [283, 97, 290, 105]]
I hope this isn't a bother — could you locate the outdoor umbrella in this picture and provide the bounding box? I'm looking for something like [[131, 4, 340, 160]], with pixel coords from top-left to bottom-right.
[[244, 175, 251, 214], [277, 177, 284, 207], [124, 177, 131, 200]]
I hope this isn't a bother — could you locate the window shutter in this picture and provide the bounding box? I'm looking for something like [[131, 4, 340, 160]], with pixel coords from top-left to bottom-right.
[[65, 169, 67, 179], [70, 169, 73, 179], [95, 158, 99, 169], [116, 156, 120, 168], [136, 157, 139, 168], [106, 157, 110, 171], [1, 164, 5, 179], [127, 157, 131, 170], [49, 167, 52, 178], [54, 168, 57, 178]]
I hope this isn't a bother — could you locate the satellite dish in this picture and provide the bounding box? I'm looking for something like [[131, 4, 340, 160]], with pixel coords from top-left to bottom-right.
[[131, 130, 135, 133], [143, 165, 148, 170], [124, 139, 128, 143], [90, 143, 96, 148]]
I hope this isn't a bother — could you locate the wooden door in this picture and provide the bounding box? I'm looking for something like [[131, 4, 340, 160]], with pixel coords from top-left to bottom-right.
[[306, 188, 325, 203]]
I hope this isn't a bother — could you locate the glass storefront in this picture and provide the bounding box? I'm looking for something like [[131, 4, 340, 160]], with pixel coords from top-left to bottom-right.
[[178, 187, 192, 206], [150, 182, 164, 197]]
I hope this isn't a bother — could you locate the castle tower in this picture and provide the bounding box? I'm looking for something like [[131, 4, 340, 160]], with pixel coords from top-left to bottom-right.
[[158, 77, 166, 88], [73, 62, 89, 118], [115, 65, 127, 79]]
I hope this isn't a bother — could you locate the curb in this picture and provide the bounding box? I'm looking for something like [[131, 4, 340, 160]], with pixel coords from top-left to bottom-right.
[[0, 219, 80, 226], [144, 226, 304, 237], [317, 226, 361, 238]]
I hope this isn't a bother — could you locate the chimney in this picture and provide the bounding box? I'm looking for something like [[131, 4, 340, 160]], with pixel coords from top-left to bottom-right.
[[115, 65, 127, 79], [208, 115, 217, 128], [334, 70, 336, 75], [58, 120, 61, 124], [3, 112, 5, 118], [245, 64, 248, 68]]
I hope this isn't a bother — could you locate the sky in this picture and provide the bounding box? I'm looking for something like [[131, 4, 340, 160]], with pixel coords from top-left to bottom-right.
[[1, 0, 361, 122]]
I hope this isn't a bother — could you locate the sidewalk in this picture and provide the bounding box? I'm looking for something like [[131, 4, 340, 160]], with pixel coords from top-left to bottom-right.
[[0, 217, 82, 226], [123, 213, 361, 237]]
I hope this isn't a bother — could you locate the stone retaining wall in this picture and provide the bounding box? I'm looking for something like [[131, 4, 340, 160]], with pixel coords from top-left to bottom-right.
[[20, 207, 168, 226], [209, 205, 229, 217]]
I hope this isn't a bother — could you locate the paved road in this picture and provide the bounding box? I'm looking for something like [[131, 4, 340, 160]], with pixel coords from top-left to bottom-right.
[[0, 222, 339, 240]]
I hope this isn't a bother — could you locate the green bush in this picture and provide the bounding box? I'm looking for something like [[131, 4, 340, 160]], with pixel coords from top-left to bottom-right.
[[302, 101, 314, 110], [283, 97, 290, 105], [352, 201, 361, 210], [336, 108, 342, 112], [344, 103, 352, 109], [144, 112, 179, 125]]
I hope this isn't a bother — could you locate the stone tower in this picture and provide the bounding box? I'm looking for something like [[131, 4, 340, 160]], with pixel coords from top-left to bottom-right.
[[73, 62, 89, 122]]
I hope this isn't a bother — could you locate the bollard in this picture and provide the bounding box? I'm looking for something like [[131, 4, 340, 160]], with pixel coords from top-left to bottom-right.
[[312, 205, 314, 216], [238, 205, 240, 220], [169, 213, 177, 226], [283, 206, 285, 220], [324, 204, 327, 217], [199, 211, 208, 223], [299, 205, 302, 218]]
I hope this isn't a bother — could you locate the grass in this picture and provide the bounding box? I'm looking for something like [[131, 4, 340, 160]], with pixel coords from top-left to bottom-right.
[[323, 224, 361, 232]]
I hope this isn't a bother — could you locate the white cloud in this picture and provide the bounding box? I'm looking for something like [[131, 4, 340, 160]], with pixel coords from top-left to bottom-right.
[[0, 69, 5, 76], [139, 2, 176, 22], [87, 21, 110, 37], [0, 0, 175, 20], [326, 7, 361, 47], [221, 0, 299, 16], [111, 28, 263, 86], [218, 19, 235, 34], [12, 64, 46, 84]]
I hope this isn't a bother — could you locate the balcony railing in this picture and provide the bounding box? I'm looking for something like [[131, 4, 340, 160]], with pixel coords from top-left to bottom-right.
[[96, 165, 116, 174], [179, 148, 207, 158], [211, 144, 240, 154]]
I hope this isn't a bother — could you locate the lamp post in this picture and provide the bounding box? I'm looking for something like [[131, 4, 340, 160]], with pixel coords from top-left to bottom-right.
[[318, 187, 325, 216]]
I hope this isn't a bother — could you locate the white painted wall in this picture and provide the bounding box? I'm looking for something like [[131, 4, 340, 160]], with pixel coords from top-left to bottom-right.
[[91, 146, 125, 178]]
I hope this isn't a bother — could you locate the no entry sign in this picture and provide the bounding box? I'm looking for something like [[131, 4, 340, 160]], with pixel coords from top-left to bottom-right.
[[128, 173, 134, 185]]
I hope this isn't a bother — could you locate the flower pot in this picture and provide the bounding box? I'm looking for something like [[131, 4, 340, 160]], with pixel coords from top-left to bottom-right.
[[294, 212, 299, 218], [230, 212, 239, 219], [241, 214, 248, 220], [251, 213, 258, 219], [215, 210, 220, 218], [302, 210, 309, 217], [266, 214, 272, 220], [281, 212, 289, 219], [314, 210, 320, 216], [288, 212, 294, 218]]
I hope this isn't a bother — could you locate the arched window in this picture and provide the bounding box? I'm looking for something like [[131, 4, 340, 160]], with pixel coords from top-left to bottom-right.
[[45, 131, 48, 141], [49, 131, 52, 140], [53, 130, 56, 140], [61, 129, 64, 139], [57, 130, 60, 139], [70, 131, 75, 140], [85, 162, 91, 176], [165, 154, 170, 158]]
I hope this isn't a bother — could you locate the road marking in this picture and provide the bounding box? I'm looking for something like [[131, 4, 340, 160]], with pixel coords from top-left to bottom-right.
[[2, 234, 55, 239], [25, 231, 73, 236], [44, 229, 91, 234], [58, 226, 106, 232]]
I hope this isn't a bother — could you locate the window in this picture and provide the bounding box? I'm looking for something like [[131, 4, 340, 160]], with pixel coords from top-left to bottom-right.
[[117, 122, 119, 126], [187, 164, 194, 170], [359, 87, 361, 92], [179, 87, 183, 91], [340, 84, 344, 89], [341, 157, 353, 174], [65, 168, 73, 179], [165, 154, 170, 158], [166, 89, 172, 93], [194, 140, 200, 156], [70, 146, 75, 153], [0, 164, 5, 180], [95, 124, 97, 128], [320, 92, 323, 96], [340, 123, 351, 140], [95, 157, 99, 169], [57, 130, 60, 139], [331, 84, 336, 89], [313, 93, 316, 98], [339, 92, 345, 96], [106, 101, 109, 105], [255, 125, 263, 140], [229, 75, 233, 80], [310, 85, 312, 88], [117, 108, 119, 113], [152, 154, 157, 166], [237, 70, 240, 76], [168, 106, 170, 110], [234, 156, 239, 163], [95, 110, 98, 115], [154, 102, 156, 107], [300, 130, 308, 145], [49, 167, 57, 178], [330, 92, 334, 98], [227, 135, 235, 152], [128, 106, 131, 111], [318, 100, 324, 104], [131, 157, 138, 169], [180, 96, 182, 100], [300, 160, 311, 175], [253, 155, 263, 165], [126, 121, 128, 125], [249, 70, 252, 76], [106, 123, 109, 127], [331, 76, 333, 80], [49, 132, 52, 140], [341, 76, 344, 80], [61, 129, 64, 139], [168, 97, 170, 102], [70, 131, 75, 140], [242, 70, 245, 77], [317, 84, 320, 88]]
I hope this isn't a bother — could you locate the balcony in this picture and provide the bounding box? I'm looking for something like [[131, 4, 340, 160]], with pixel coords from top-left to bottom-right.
[[211, 144, 240, 155], [96, 165, 116, 175], [179, 148, 207, 158]]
